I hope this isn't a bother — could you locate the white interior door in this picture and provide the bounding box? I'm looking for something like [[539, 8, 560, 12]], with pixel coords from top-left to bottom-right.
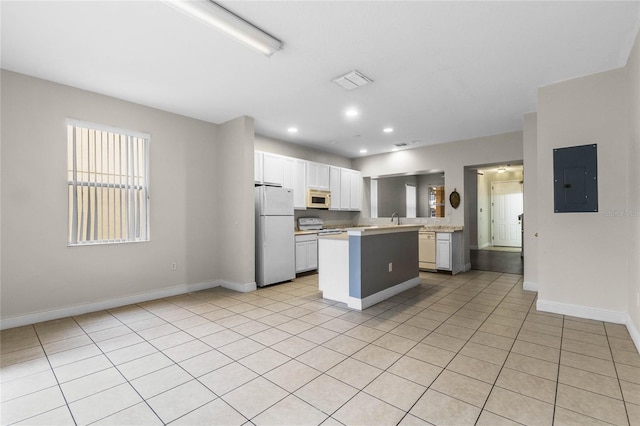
[[491, 181, 523, 247]]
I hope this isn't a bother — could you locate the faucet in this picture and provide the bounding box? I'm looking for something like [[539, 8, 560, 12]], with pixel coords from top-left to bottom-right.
[[391, 212, 399, 225]]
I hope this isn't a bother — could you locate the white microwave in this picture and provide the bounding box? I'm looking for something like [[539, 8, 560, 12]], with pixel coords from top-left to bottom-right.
[[306, 189, 331, 209]]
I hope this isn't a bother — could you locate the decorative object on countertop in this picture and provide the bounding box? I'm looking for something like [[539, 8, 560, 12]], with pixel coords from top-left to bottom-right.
[[449, 189, 461, 209]]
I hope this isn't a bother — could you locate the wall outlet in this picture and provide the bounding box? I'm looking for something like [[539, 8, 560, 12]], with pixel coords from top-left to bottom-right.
[[171, 262, 177, 271], [388, 262, 393, 272]]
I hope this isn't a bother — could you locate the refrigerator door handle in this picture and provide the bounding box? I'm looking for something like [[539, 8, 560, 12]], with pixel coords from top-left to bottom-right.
[[263, 219, 267, 246], [262, 188, 267, 215]]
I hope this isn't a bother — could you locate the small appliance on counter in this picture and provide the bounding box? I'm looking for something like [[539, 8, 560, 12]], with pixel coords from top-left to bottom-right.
[[255, 186, 295, 287], [298, 217, 345, 235]]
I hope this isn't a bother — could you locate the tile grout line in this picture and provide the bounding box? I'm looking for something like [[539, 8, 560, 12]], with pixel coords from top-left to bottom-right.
[[28, 324, 79, 426], [604, 319, 632, 426], [550, 310, 565, 426], [461, 278, 537, 425], [391, 273, 527, 425], [68, 313, 166, 425]]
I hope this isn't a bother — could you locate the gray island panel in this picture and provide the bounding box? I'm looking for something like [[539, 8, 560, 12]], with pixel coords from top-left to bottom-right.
[[350, 232, 419, 299]]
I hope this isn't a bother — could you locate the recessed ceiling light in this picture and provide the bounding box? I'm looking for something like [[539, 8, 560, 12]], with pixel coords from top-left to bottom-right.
[[391, 147, 399, 152], [359, 149, 367, 154], [287, 127, 298, 133], [383, 127, 394, 133], [345, 108, 359, 118]]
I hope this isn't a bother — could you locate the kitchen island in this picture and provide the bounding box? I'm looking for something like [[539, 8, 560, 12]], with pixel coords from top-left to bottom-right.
[[318, 225, 423, 310]]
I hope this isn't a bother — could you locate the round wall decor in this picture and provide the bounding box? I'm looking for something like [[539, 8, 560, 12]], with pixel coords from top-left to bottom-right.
[[449, 189, 461, 209]]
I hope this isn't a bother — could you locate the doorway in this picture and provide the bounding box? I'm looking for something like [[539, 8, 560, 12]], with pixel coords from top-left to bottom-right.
[[491, 180, 523, 248], [464, 163, 524, 275]]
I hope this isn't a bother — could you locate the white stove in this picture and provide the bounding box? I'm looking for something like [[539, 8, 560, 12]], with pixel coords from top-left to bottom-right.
[[298, 217, 345, 235]]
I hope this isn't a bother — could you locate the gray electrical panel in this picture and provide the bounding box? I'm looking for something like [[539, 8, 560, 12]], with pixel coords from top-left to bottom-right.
[[553, 144, 598, 213]]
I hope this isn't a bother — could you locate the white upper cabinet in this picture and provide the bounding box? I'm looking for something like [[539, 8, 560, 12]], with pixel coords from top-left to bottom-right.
[[284, 157, 307, 210], [307, 162, 330, 190], [262, 152, 285, 186], [255, 151, 359, 211], [349, 169, 362, 211], [329, 167, 362, 211], [329, 166, 341, 210], [340, 168, 351, 210]]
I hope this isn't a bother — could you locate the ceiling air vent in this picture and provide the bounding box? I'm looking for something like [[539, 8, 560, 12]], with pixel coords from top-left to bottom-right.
[[394, 143, 409, 148], [332, 70, 373, 91]]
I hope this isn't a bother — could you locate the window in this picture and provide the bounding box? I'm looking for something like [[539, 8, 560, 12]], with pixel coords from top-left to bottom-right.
[[405, 184, 416, 218], [67, 119, 150, 245]]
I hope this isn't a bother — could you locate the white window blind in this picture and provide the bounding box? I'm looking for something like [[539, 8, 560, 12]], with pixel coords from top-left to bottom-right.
[[370, 179, 378, 218], [67, 119, 150, 245], [406, 184, 416, 219]]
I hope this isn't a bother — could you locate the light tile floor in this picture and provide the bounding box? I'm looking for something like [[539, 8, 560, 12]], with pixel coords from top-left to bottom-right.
[[2, 271, 639, 425]]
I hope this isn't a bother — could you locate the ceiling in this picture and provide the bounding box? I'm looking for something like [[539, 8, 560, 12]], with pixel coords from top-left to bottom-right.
[[2, 1, 639, 159]]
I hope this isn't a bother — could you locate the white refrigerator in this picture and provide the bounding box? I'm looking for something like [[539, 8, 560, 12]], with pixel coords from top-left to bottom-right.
[[255, 186, 295, 287]]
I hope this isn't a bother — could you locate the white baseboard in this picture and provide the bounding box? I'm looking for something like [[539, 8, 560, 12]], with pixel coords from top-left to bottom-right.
[[348, 277, 421, 310], [536, 299, 627, 324], [0, 280, 220, 330], [626, 315, 640, 354], [478, 242, 491, 250], [220, 280, 256, 293], [523, 281, 538, 292]]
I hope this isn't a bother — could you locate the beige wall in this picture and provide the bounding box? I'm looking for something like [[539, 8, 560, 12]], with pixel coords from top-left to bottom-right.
[[537, 67, 629, 320], [627, 30, 640, 338], [255, 135, 352, 169], [476, 173, 491, 249], [522, 113, 538, 291], [218, 116, 256, 290], [352, 132, 523, 227], [1, 71, 221, 326]]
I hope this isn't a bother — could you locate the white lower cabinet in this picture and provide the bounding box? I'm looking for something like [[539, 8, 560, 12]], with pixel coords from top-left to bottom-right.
[[295, 234, 318, 273], [436, 236, 451, 270], [436, 231, 463, 274]]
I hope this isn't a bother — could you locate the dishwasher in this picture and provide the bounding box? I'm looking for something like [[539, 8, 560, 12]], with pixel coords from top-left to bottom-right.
[[418, 231, 437, 271]]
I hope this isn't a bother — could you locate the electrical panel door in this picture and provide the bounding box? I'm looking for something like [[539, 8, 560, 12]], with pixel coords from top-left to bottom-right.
[[553, 144, 598, 213]]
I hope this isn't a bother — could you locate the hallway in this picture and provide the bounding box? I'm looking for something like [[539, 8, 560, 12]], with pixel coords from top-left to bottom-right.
[[470, 249, 524, 275]]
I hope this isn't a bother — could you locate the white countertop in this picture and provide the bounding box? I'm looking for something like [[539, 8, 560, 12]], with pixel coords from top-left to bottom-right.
[[419, 225, 464, 232], [346, 224, 424, 236]]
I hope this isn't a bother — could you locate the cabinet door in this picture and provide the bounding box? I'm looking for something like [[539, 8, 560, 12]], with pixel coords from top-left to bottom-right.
[[340, 169, 350, 210], [329, 166, 341, 210], [295, 241, 307, 272], [349, 170, 361, 211], [293, 160, 307, 210], [436, 240, 451, 270], [282, 157, 294, 191], [307, 162, 330, 189], [306, 240, 318, 269], [263, 153, 284, 186]]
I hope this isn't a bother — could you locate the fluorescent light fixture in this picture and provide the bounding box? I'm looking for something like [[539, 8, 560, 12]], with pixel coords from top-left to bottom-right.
[[383, 127, 394, 133], [165, 0, 282, 57], [359, 149, 367, 154], [498, 167, 506, 173], [287, 127, 298, 133], [345, 108, 359, 117], [391, 147, 400, 152]]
